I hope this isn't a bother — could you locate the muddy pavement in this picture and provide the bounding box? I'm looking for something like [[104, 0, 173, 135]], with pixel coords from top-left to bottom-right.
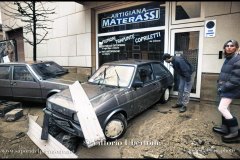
[[0, 102, 47, 158], [0, 99, 240, 158], [117, 100, 240, 158], [76, 99, 240, 158]]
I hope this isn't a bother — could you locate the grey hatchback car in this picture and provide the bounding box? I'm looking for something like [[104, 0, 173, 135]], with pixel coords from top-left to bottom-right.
[[43, 59, 174, 141], [0, 61, 74, 102]]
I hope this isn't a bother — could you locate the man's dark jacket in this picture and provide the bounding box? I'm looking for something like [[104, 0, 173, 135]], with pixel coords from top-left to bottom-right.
[[171, 55, 194, 82]]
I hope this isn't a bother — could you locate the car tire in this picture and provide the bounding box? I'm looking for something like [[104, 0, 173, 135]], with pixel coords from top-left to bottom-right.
[[104, 113, 127, 141], [160, 88, 170, 104]]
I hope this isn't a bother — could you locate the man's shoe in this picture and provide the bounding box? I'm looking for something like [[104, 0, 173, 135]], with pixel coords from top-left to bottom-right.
[[179, 106, 187, 113], [172, 104, 182, 108]]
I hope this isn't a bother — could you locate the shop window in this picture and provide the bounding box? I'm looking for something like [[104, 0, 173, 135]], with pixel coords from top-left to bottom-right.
[[98, 30, 165, 66]]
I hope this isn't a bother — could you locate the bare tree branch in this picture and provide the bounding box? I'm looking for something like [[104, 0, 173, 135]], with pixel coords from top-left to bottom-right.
[[2, 1, 56, 61]]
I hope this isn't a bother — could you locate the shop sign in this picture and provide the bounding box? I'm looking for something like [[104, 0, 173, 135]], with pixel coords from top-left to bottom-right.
[[101, 8, 160, 28]]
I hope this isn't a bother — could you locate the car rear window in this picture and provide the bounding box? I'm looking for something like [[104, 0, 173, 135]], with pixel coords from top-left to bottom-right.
[[31, 62, 67, 79]]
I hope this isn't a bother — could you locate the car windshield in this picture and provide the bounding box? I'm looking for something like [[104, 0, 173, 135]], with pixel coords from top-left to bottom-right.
[[88, 64, 134, 87], [31, 61, 68, 79]]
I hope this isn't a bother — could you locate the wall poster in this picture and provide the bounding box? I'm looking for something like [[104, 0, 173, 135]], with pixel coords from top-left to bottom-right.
[[0, 39, 18, 63]]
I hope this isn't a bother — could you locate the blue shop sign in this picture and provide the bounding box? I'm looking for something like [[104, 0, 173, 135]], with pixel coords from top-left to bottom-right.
[[98, 2, 165, 34]]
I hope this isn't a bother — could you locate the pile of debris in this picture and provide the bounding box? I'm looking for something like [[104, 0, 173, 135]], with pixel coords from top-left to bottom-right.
[[0, 100, 23, 122]]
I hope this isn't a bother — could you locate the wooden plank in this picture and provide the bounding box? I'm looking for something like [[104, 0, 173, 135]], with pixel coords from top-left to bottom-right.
[[28, 114, 38, 122], [41, 113, 50, 140], [69, 81, 106, 148], [27, 115, 78, 158]]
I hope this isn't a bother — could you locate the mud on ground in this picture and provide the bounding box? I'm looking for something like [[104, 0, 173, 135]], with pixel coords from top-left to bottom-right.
[[0, 99, 240, 158]]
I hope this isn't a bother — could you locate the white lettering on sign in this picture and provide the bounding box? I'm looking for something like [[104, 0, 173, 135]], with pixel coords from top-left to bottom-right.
[[115, 34, 135, 44], [101, 8, 160, 28], [99, 31, 161, 55], [111, 8, 147, 18], [100, 32, 161, 45], [135, 32, 161, 43], [102, 36, 116, 44]]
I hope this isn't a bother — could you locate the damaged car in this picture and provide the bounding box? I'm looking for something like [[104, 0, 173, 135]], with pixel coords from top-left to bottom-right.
[[42, 59, 174, 141], [0, 61, 74, 102]]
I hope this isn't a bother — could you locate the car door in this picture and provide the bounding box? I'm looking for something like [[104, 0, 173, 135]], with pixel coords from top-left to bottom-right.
[[0, 65, 12, 98], [11, 65, 42, 101], [152, 62, 171, 93], [131, 63, 160, 115]]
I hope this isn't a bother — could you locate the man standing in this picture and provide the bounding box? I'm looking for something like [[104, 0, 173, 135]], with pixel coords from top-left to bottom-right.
[[162, 53, 195, 113]]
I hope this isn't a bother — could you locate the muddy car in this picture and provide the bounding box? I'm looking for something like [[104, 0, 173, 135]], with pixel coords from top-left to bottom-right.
[[0, 61, 74, 102], [43, 59, 174, 140]]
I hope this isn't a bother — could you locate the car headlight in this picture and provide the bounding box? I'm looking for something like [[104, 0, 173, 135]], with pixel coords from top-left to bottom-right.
[[73, 113, 79, 122], [46, 101, 52, 110]]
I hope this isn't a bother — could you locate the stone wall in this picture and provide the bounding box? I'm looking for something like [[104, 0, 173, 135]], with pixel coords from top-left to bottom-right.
[[64, 66, 92, 83], [201, 73, 240, 105]]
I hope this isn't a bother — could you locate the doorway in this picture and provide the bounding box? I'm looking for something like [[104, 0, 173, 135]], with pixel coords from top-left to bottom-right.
[[170, 27, 203, 98], [6, 28, 25, 62]]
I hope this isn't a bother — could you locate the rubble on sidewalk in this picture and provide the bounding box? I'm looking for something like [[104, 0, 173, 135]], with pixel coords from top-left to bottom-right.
[[0, 101, 22, 117], [4, 109, 23, 122]]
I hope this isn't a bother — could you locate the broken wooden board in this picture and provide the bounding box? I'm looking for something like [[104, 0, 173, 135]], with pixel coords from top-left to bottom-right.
[[27, 115, 78, 158], [69, 81, 106, 148], [28, 114, 38, 122]]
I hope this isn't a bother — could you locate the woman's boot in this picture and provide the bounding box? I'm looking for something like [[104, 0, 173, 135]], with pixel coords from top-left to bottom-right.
[[212, 116, 229, 135], [222, 117, 240, 143]]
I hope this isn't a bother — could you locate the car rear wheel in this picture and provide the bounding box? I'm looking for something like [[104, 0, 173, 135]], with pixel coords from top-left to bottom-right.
[[160, 88, 170, 104], [104, 113, 127, 141]]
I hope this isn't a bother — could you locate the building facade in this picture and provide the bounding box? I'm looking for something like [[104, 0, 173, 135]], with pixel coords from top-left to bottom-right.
[[1, 1, 240, 102]]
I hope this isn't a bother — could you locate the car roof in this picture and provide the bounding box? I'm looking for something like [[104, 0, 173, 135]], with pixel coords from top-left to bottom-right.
[[0, 61, 54, 65], [104, 59, 162, 66]]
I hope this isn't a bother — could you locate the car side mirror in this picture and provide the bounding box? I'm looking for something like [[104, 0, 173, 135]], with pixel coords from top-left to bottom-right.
[[132, 80, 143, 88]]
